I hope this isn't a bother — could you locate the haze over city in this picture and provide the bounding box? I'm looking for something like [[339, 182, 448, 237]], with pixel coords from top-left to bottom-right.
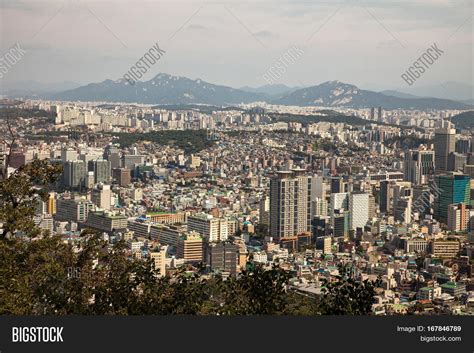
[[0, 0, 472, 91]]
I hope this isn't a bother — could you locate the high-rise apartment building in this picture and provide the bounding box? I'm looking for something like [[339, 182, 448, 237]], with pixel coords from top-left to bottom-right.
[[447, 203, 473, 232], [269, 169, 311, 241]]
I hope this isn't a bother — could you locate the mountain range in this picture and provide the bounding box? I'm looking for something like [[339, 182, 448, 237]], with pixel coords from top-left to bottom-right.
[[5, 74, 473, 110]]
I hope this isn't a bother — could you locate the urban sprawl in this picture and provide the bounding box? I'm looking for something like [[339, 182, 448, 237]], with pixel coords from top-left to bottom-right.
[[2, 98, 474, 315]]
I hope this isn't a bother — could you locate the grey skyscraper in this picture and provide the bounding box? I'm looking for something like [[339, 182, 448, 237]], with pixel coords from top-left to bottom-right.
[[404, 149, 435, 185], [88, 159, 111, 184], [434, 122, 455, 173], [448, 152, 467, 172], [104, 145, 122, 169], [269, 169, 311, 241], [62, 160, 86, 189]]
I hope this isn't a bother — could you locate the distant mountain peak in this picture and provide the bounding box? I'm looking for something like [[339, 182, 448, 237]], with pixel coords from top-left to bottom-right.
[[272, 81, 471, 109]]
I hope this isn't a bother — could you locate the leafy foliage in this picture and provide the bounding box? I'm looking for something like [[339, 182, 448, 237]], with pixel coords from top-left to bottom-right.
[[0, 159, 62, 238], [318, 265, 381, 315], [451, 110, 474, 130], [110, 130, 214, 154]]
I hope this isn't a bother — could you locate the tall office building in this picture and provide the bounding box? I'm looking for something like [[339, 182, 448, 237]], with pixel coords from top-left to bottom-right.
[[112, 167, 131, 187], [330, 192, 348, 211], [379, 181, 391, 214], [61, 148, 77, 163], [368, 194, 376, 219], [177, 231, 204, 264], [311, 175, 326, 199], [312, 216, 329, 239], [394, 197, 412, 224], [56, 198, 93, 222], [207, 242, 239, 277], [104, 145, 122, 169], [330, 177, 345, 193], [123, 154, 145, 170], [349, 192, 370, 230], [88, 158, 111, 184], [62, 160, 87, 189], [434, 121, 456, 173], [333, 210, 349, 238], [91, 184, 112, 210], [448, 152, 466, 172], [433, 173, 471, 223], [404, 149, 435, 185], [330, 192, 348, 225], [455, 139, 470, 154], [269, 169, 311, 241]]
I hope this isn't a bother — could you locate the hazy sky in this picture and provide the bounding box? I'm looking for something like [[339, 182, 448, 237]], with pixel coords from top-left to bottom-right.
[[0, 0, 472, 90]]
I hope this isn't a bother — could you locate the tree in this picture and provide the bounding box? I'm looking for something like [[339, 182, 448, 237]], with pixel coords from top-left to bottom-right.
[[216, 264, 290, 315], [317, 264, 381, 315], [0, 115, 17, 180], [0, 159, 62, 239]]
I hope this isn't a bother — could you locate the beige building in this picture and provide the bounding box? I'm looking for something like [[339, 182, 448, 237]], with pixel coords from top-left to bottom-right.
[[91, 184, 112, 210], [150, 246, 167, 277], [177, 231, 203, 264], [432, 239, 460, 259], [187, 214, 228, 242], [447, 203, 472, 232], [85, 212, 127, 233], [146, 212, 187, 224]]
